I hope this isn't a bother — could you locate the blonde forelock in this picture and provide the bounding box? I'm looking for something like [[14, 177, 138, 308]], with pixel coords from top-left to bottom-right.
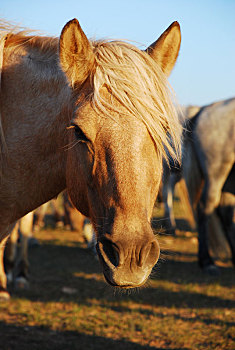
[[89, 40, 182, 162]]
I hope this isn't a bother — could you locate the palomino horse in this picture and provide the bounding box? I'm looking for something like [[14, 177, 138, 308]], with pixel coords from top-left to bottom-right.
[[0, 19, 182, 298], [182, 98, 235, 273]]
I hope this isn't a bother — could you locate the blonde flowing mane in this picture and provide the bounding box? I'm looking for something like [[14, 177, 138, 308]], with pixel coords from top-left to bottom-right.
[[0, 21, 181, 164], [91, 40, 182, 162]]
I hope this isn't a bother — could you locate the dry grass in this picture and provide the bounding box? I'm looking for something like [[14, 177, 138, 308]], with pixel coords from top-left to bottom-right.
[[0, 199, 234, 350]]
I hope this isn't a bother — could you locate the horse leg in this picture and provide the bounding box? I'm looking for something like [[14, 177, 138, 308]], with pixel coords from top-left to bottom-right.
[[4, 222, 19, 284], [162, 166, 178, 235], [83, 219, 97, 256], [0, 236, 11, 299], [177, 177, 196, 230], [15, 212, 34, 289], [50, 198, 63, 228], [0, 223, 16, 299], [197, 204, 217, 273], [34, 202, 49, 231], [217, 202, 235, 265], [208, 211, 231, 260], [62, 192, 73, 230], [197, 165, 233, 274]]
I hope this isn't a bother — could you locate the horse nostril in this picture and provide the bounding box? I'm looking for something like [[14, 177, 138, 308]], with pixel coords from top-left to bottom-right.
[[139, 240, 160, 267], [97, 238, 119, 268], [147, 240, 160, 266]]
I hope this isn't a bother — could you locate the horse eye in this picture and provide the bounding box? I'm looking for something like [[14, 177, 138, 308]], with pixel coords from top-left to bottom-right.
[[72, 124, 89, 142]]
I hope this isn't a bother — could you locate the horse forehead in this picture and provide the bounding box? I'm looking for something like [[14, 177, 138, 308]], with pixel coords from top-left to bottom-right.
[[77, 102, 150, 148], [99, 117, 150, 153]]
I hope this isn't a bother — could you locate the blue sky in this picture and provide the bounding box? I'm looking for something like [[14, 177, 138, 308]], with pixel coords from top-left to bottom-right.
[[1, 0, 234, 106]]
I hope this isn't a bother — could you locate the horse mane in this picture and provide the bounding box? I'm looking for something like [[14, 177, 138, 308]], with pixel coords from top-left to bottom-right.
[[90, 40, 182, 162], [0, 20, 58, 64], [0, 20, 182, 165]]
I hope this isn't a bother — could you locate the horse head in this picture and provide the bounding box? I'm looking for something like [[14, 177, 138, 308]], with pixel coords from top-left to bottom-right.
[[59, 19, 181, 288]]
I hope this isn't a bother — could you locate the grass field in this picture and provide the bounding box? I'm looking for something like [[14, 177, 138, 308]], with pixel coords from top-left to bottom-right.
[[0, 200, 234, 350]]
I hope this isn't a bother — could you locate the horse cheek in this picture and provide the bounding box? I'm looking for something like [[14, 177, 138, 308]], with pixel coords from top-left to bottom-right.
[[66, 145, 91, 217]]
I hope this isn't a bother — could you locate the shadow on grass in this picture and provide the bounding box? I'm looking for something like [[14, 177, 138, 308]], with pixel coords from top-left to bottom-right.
[[153, 255, 235, 287], [8, 241, 235, 310], [0, 321, 189, 350], [103, 302, 235, 328]]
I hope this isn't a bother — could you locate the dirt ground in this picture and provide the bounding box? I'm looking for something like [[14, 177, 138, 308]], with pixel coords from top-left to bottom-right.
[[0, 200, 234, 350]]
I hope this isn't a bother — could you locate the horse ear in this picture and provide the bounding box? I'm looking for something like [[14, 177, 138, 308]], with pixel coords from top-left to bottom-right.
[[146, 21, 181, 76], [59, 19, 95, 87]]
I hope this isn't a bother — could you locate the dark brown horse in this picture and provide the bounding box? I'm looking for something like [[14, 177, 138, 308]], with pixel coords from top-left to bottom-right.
[[0, 19, 181, 298]]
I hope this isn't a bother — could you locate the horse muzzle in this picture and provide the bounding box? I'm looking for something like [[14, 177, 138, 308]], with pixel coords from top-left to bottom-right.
[[96, 235, 160, 288]]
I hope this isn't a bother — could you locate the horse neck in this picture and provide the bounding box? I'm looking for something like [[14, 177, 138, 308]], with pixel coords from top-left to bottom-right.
[[0, 40, 73, 223]]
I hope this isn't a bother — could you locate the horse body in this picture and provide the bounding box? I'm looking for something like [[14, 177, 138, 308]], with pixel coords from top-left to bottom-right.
[[0, 33, 71, 297], [194, 99, 235, 213], [0, 19, 182, 296], [0, 35, 69, 231], [162, 99, 235, 271], [183, 98, 235, 271]]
